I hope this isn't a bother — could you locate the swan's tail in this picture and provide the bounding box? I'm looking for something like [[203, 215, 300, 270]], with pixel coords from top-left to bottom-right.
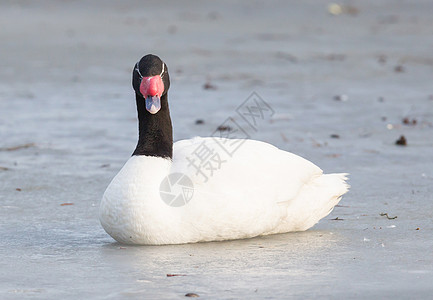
[[295, 173, 349, 231], [270, 173, 349, 234]]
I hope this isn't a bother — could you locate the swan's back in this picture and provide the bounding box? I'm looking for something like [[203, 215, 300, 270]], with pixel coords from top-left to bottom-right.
[[169, 137, 349, 242]]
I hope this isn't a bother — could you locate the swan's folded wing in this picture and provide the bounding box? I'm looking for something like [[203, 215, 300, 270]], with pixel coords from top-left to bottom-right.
[[170, 137, 326, 239], [173, 137, 323, 198]]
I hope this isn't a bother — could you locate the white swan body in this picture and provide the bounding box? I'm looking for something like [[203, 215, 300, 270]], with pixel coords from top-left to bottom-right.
[[100, 137, 349, 245]]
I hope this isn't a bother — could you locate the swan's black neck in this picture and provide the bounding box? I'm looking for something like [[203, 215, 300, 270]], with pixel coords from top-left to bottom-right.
[[132, 93, 173, 158]]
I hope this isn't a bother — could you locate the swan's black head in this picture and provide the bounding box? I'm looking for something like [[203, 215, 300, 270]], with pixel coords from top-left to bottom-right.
[[132, 54, 173, 158], [132, 54, 170, 114]]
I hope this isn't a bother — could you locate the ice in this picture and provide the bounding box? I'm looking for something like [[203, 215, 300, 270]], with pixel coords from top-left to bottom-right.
[[1, 0, 433, 299]]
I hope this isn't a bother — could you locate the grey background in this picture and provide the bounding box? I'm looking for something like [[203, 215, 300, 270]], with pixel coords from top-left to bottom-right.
[[1, 0, 432, 299]]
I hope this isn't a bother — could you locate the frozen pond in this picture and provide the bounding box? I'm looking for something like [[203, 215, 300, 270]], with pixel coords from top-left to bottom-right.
[[1, 0, 432, 298]]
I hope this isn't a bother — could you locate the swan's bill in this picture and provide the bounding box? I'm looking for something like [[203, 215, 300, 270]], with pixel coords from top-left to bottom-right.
[[145, 95, 161, 114]]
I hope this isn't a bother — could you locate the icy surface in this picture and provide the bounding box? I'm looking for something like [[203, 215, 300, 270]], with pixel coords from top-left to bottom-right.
[[1, 0, 433, 299]]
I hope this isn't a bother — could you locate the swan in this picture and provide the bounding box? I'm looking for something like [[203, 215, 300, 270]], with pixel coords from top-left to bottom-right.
[[99, 54, 349, 245]]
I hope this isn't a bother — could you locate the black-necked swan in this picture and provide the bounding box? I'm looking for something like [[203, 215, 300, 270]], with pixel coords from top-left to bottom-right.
[[99, 54, 349, 245]]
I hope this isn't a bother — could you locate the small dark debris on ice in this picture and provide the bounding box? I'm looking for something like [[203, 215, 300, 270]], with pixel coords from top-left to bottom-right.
[[1, 143, 36, 151], [203, 82, 217, 90], [380, 213, 397, 220], [394, 65, 405, 73], [395, 135, 407, 146], [185, 292, 199, 297], [402, 117, 417, 125], [167, 274, 186, 277], [333, 94, 348, 101], [217, 125, 232, 132]]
